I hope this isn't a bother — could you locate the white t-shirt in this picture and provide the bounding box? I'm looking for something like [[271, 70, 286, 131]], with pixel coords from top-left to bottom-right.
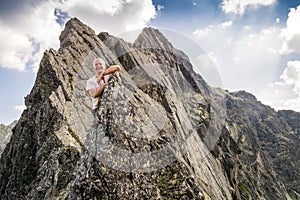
[[86, 75, 110, 109]]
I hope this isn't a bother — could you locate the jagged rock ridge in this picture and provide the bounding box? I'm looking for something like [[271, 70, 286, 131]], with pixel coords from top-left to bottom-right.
[[0, 17, 299, 200], [0, 121, 17, 156]]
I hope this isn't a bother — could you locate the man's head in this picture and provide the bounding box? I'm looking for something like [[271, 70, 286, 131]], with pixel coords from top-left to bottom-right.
[[93, 58, 106, 76]]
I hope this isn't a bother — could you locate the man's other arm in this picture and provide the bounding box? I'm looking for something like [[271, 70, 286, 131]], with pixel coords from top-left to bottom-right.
[[88, 82, 107, 98]]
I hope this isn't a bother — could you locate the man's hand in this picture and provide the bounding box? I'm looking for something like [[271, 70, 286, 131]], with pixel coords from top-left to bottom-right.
[[97, 65, 121, 84], [113, 65, 121, 71], [97, 72, 106, 84]]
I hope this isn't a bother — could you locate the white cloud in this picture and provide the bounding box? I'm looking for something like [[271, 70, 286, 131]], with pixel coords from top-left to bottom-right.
[[191, 16, 299, 114], [254, 4, 300, 112], [280, 61, 300, 93], [0, 1, 66, 72], [280, 5, 300, 54], [233, 56, 240, 62], [14, 105, 27, 112], [157, 4, 164, 12], [0, 0, 157, 72], [0, 22, 33, 71], [258, 61, 300, 111], [219, 20, 233, 28], [243, 25, 251, 30], [234, 26, 282, 58], [193, 20, 232, 37], [193, 21, 283, 91], [221, 0, 276, 15], [57, 0, 156, 34]]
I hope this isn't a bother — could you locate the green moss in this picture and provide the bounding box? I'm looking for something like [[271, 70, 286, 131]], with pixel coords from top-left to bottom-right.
[[238, 182, 252, 200], [54, 181, 72, 200], [200, 179, 209, 187]]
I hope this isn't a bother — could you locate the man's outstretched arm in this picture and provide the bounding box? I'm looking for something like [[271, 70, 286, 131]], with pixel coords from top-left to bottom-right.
[[104, 65, 121, 75], [97, 65, 121, 83]]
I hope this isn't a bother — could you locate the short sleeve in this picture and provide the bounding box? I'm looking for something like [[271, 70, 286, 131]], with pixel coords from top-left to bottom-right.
[[86, 77, 97, 91]]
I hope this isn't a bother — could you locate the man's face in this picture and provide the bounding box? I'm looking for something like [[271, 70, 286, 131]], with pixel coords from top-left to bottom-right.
[[94, 59, 106, 75]]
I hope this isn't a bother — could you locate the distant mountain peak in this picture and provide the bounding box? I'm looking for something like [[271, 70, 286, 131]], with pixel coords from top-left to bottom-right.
[[133, 27, 174, 50]]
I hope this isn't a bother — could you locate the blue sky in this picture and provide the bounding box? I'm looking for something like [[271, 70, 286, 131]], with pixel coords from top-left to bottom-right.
[[1, 0, 300, 125]]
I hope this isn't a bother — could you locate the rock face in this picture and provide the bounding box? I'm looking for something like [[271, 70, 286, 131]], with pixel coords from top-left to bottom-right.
[[0, 121, 17, 156], [0, 17, 299, 199], [277, 110, 300, 197], [225, 91, 300, 200]]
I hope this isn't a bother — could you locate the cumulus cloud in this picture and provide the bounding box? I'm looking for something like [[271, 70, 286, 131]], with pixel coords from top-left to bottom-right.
[[221, 0, 276, 15], [194, 3, 300, 112], [57, 0, 156, 33], [157, 4, 165, 12], [258, 61, 300, 111], [193, 20, 282, 90], [280, 5, 300, 54], [193, 20, 233, 37], [14, 105, 27, 112], [0, 0, 157, 72], [255, 5, 300, 111], [0, 1, 62, 72], [0, 21, 34, 71], [233, 26, 282, 68]]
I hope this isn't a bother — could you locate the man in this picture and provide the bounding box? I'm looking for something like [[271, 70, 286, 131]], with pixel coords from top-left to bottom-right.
[[86, 58, 121, 112]]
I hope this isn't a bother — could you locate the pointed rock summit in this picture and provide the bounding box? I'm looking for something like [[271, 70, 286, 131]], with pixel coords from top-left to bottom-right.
[[134, 27, 174, 51], [0, 17, 299, 200]]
